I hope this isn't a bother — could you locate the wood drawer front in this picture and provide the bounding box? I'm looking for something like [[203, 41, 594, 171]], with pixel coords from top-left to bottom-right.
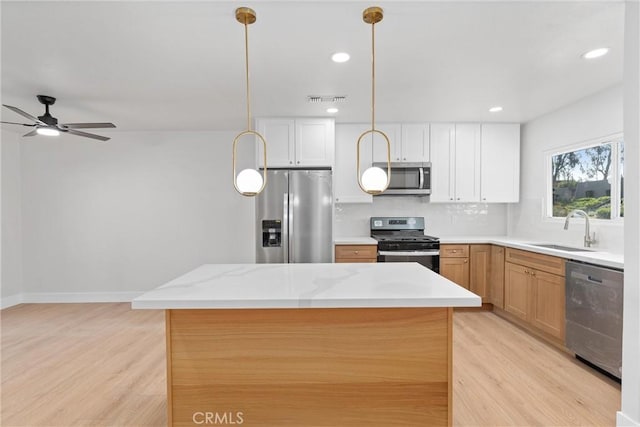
[[440, 245, 469, 258], [505, 248, 565, 276], [335, 245, 377, 261]]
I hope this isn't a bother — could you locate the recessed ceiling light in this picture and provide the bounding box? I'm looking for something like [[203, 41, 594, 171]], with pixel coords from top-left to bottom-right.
[[489, 106, 503, 113], [326, 107, 339, 113], [36, 127, 60, 136], [331, 52, 350, 63], [582, 47, 610, 59]]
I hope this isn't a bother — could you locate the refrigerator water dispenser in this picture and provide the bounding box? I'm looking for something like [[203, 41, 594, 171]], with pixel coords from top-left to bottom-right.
[[262, 220, 282, 247]]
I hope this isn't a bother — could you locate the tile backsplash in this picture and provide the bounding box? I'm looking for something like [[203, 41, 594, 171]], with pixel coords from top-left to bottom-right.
[[335, 197, 508, 237]]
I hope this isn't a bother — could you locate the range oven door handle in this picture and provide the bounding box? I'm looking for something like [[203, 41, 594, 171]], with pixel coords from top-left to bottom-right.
[[378, 250, 440, 257]]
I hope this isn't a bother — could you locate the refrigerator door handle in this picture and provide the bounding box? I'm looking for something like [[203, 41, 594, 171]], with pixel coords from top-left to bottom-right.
[[283, 192, 289, 262], [288, 192, 294, 262]]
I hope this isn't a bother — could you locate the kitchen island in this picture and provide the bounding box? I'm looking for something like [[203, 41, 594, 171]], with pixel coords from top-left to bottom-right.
[[132, 263, 480, 427]]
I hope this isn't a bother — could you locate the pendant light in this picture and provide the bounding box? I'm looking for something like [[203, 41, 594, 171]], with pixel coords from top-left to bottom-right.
[[357, 6, 391, 195], [232, 7, 267, 197]]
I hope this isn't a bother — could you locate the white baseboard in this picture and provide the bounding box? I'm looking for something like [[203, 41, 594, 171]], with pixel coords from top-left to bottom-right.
[[618, 411, 640, 427], [1, 293, 23, 309], [1, 292, 143, 308]]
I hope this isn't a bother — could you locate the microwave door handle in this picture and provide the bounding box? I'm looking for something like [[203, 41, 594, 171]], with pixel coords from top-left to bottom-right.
[[419, 167, 425, 189]]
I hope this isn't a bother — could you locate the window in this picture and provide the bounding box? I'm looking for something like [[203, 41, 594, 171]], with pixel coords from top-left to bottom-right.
[[548, 135, 624, 220]]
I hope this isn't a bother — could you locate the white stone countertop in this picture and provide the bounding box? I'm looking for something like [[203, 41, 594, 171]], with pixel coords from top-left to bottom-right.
[[131, 263, 481, 310], [334, 237, 378, 245], [439, 236, 624, 270]]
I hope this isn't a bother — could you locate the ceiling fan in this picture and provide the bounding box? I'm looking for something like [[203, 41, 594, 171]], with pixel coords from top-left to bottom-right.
[[1, 95, 116, 142]]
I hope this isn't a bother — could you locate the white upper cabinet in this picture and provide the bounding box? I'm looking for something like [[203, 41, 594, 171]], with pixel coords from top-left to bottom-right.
[[429, 123, 481, 202], [257, 119, 295, 167], [370, 123, 429, 163], [454, 123, 481, 202], [256, 118, 334, 168], [334, 123, 373, 203], [295, 118, 335, 167], [401, 123, 430, 162], [372, 123, 401, 163], [429, 123, 455, 202], [480, 123, 520, 202]]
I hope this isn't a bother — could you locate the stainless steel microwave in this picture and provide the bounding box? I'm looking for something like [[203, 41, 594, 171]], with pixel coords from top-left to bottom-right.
[[373, 162, 431, 196]]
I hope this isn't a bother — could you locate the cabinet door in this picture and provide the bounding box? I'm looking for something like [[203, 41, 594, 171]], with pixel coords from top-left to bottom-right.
[[470, 245, 491, 300], [257, 119, 295, 167], [295, 118, 334, 167], [480, 124, 520, 202], [531, 269, 565, 340], [454, 123, 481, 202], [440, 257, 470, 289], [429, 123, 455, 202], [490, 245, 505, 309], [372, 123, 401, 163], [504, 262, 530, 321], [400, 123, 429, 162], [334, 124, 373, 203]]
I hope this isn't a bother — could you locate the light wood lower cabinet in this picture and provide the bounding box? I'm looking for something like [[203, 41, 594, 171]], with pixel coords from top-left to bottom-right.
[[440, 257, 470, 289], [503, 248, 566, 341], [530, 269, 565, 339], [335, 244, 377, 263], [440, 244, 490, 301], [469, 245, 491, 299], [504, 262, 530, 321], [490, 245, 505, 309]]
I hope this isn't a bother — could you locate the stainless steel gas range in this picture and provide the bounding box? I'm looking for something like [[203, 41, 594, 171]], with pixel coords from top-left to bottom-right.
[[370, 217, 440, 273]]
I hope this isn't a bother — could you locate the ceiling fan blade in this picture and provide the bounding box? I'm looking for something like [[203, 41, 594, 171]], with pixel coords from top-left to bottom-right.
[[23, 129, 38, 137], [2, 104, 44, 125], [65, 128, 110, 142], [60, 122, 116, 129], [1, 121, 36, 127]]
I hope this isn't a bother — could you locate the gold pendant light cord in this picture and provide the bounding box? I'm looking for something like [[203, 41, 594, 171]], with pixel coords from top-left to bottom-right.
[[244, 22, 251, 131], [371, 21, 375, 132]]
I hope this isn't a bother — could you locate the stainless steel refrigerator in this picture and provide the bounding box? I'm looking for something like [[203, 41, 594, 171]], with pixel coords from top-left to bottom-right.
[[256, 169, 333, 263]]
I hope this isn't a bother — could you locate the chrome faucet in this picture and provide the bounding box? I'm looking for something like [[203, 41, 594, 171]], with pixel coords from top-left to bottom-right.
[[564, 209, 596, 247]]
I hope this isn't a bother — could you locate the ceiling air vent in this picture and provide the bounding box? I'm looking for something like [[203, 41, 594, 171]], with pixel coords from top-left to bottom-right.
[[307, 95, 347, 103]]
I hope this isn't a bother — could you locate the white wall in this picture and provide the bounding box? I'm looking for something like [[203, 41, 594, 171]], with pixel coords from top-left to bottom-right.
[[19, 130, 255, 298], [509, 85, 624, 253], [336, 199, 507, 237], [1, 130, 23, 307], [619, 2, 640, 425]]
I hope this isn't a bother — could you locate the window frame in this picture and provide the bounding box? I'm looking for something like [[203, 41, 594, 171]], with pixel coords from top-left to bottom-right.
[[544, 132, 624, 224]]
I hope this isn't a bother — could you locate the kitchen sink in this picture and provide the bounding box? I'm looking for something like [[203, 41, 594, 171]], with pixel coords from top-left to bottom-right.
[[527, 243, 594, 252]]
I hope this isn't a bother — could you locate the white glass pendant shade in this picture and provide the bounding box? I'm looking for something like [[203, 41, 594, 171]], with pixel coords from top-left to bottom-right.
[[236, 168, 264, 195], [361, 166, 388, 193]]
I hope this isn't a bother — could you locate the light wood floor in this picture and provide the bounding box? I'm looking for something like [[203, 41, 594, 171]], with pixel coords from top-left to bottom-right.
[[1, 303, 620, 426]]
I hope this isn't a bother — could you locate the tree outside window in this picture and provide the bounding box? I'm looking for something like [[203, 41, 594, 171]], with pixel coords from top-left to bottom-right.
[[550, 138, 623, 220]]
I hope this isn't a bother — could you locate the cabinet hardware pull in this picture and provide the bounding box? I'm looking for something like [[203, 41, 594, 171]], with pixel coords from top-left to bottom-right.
[[354, 251, 359, 254], [464, 260, 468, 263]]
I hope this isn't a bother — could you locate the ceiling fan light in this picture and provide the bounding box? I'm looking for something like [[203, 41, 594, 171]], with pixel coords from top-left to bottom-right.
[[36, 127, 60, 136]]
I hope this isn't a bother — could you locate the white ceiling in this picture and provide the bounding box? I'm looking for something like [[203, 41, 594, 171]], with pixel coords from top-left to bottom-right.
[[1, 1, 624, 133]]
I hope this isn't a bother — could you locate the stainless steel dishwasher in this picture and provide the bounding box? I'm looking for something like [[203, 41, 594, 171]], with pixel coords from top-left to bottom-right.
[[566, 261, 624, 379]]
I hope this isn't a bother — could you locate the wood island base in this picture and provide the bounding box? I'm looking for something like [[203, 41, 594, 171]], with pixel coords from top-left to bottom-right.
[[166, 307, 453, 426]]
